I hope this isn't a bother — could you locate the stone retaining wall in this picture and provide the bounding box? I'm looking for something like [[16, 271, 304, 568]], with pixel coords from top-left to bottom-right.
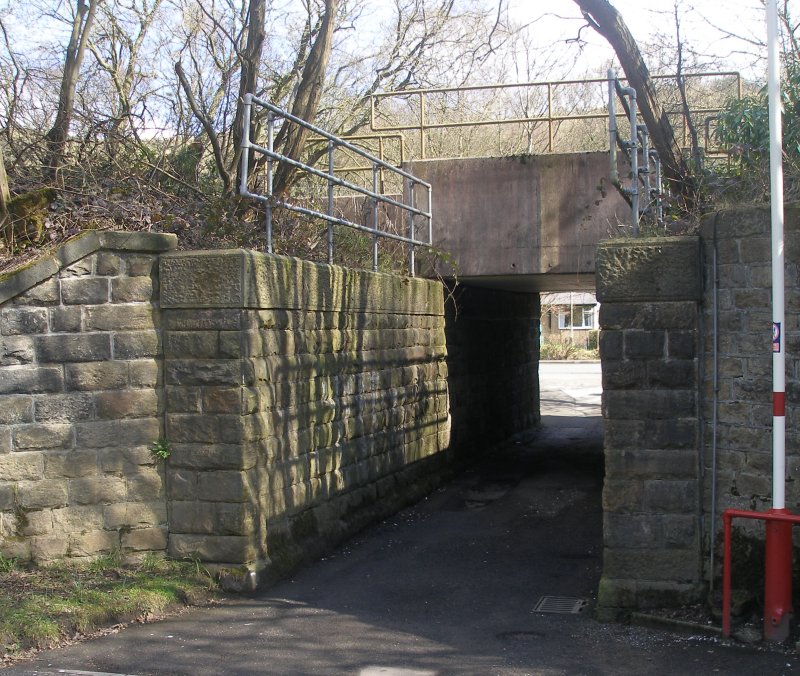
[[1, 238, 458, 582], [159, 251, 450, 585], [0, 232, 176, 562]]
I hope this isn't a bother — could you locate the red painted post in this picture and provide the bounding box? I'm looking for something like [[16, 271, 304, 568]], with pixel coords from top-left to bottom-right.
[[722, 512, 732, 637], [764, 508, 794, 642]]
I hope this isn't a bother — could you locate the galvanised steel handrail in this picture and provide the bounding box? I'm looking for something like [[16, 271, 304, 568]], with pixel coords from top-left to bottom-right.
[[370, 71, 741, 158], [239, 94, 432, 276]]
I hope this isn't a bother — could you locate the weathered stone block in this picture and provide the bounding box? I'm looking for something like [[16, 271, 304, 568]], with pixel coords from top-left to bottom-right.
[[34, 393, 92, 422], [60, 278, 109, 305], [20, 509, 54, 536], [202, 388, 243, 413], [596, 238, 701, 302], [601, 361, 645, 390], [61, 256, 94, 278], [113, 331, 160, 359], [51, 505, 105, 532], [598, 330, 622, 360], [128, 361, 160, 388], [95, 389, 159, 419], [196, 470, 249, 502], [605, 449, 697, 480], [44, 450, 99, 478], [75, 418, 160, 448], [603, 390, 696, 420], [122, 526, 167, 551], [98, 446, 154, 474], [168, 533, 257, 563], [170, 501, 253, 535], [69, 476, 127, 505], [49, 306, 82, 332], [166, 468, 197, 500], [625, 331, 665, 359], [17, 479, 69, 509], [35, 333, 111, 363], [30, 535, 68, 560], [65, 362, 128, 391], [0, 452, 45, 482], [13, 423, 73, 451], [647, 361, 695, 388], [13, 278, 60, 306], [85, 305, 155, 331], [167, 443, 257, 471], [1, 335, 35, 366], [1, 307, 48, 335], [603, 547, 699, 582], [111, 277, 153, 303], [166, 359, 241, 386], [602, 479, 643, 513], [0, 395, 33, 424], [127, 469, 164, 501], [96, 252, 123, 276], [104, 501, 166, 529], [642, 480, 697, 513], [164, 331, 218, 358], [68, 529, 118, 557], [164, 309, 243, 331]]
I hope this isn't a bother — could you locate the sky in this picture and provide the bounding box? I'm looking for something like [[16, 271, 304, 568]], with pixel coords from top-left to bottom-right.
[[508, 0, 782, 81]]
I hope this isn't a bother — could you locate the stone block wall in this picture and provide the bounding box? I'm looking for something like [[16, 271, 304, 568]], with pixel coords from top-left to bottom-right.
[[444, 284, 539, 457], [159, 251, 450, 584], [595, 237, 704, 616], [700, 206, 800, 555], [0, 232, 176, 562]]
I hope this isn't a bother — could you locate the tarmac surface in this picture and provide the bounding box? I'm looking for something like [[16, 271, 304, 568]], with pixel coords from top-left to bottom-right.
[[4, 362, 797, 675]]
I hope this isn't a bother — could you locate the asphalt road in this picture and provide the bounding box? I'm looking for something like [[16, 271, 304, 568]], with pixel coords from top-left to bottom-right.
[[3, 362, 795, 675]]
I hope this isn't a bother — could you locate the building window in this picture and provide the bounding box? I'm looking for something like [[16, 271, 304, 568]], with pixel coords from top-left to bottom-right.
[[558, 305, 595, 330]]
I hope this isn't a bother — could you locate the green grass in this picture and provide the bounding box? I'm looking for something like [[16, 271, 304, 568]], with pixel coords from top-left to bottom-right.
[[0, 553, 220, 662]]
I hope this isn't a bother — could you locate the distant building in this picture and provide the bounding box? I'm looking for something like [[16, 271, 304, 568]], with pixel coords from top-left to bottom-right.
[[540, 291, 599, 348]]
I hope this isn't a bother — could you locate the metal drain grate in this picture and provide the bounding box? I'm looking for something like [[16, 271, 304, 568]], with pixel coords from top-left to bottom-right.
[[532, 596, 589, 614]]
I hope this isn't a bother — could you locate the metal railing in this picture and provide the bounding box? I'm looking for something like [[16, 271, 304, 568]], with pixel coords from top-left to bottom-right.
[[239, 94, 432, 275], [370, 72, 741, 159], [608, 70, 663, 235]]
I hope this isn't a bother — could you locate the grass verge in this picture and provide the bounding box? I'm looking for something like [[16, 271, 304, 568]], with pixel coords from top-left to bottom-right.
[[0, 552, 222, 665]]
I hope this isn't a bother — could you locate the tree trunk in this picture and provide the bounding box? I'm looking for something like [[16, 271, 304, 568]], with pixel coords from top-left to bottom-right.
[[572, 0, 693, 199], [233, 0, 267, 194], [43, 0, 99, 183], [272, 0, 338, 197]]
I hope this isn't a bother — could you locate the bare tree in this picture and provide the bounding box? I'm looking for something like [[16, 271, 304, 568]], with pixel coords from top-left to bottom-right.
[[572, 0, 694, 203], [271, 0, 338, 196], [232, 0, 267, 193], [43, 0, 99, 182]]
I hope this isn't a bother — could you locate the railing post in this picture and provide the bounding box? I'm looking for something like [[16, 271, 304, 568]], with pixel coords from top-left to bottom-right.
[[327, 140, 335, 265], [547, 82, 553, 152], [407, 178, 416, 277], [372, 163, 379, 272], [419, 92, 426, 159], [608, 70, 618, 185], [266, 111, 274, 253], [239, 93, 252, 197]]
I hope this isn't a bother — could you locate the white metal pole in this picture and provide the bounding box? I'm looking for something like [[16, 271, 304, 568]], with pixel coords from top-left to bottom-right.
[[767, 0, 786, 509]]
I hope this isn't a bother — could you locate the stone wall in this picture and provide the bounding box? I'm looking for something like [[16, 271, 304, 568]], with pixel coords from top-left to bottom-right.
[[159, 251, 450, 585], [1, 239, 454, 582], [700, 206, 800, 564], [0, 232, 176, 562], [595, 237, 705, 616], [444, 284, 539, 457]]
